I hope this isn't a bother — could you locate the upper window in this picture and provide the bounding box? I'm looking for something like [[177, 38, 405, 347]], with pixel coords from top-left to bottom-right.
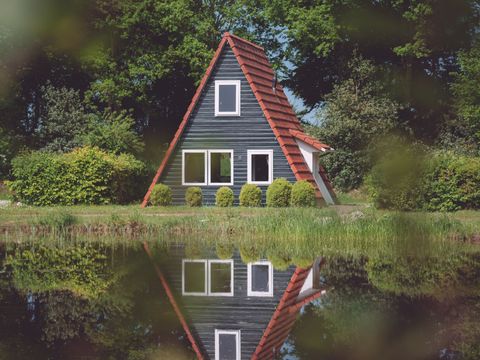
[[209, 150, 233, 185], [215, 330, 241, 360], [215, 80, 241, 116], [183, 150, 207, 185], [247, 261, 273, 297], [182, 259, 234, 296], [247, 150, 273, 185]]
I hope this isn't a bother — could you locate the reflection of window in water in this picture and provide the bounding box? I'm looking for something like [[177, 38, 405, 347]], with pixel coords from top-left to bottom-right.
[[182, 259, 233, 296], [215, 330, 240, 360], [248, 261, 273, 296], [210, 261, 232, 294], [183, 260, 207, 295]]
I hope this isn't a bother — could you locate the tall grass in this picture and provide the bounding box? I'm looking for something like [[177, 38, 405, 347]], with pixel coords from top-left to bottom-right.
[[1, 207, 478, 263]]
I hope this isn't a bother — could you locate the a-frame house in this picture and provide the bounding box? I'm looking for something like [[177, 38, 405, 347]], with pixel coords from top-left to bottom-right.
[[142, 32, 336, 207], [144, 243, 326, 359]]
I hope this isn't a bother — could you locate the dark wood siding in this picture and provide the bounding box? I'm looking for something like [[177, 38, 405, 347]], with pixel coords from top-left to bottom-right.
[[159, 246, 295, 360], [159, 45, 296, 205]]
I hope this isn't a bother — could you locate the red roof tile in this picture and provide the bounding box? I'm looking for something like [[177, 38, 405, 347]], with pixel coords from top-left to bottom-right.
[[141, 33, 335, 207]]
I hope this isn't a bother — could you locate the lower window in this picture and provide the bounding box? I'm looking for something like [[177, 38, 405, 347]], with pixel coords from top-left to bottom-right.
[[247, 150, 273, 184], [183, 151, 207, 185], [209, 151, 233, 185], [247, 261, 273, 297], [215, 330, 241, 360]]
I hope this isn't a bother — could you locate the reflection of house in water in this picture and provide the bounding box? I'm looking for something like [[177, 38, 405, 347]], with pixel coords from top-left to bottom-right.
[[144, 244, 324, 360]]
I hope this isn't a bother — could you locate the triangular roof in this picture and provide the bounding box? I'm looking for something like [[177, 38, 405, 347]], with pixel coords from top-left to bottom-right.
[[142, 32, 334, 207]]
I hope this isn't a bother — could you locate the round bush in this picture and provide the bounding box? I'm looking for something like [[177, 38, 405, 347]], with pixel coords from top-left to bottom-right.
[[291, 180, 316, 207], [239, 183, 262, 207], [185, 187, 202, 207], [215, 187, 234, 207], [266, 178, 292, 207], [239, 244, 260, 263], [149, 183, 172, 206], [216, 242, 234, 259], [267, 250, 291, 271]]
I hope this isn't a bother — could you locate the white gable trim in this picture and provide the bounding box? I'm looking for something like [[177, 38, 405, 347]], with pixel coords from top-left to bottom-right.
[[295, 139, 335, 205]]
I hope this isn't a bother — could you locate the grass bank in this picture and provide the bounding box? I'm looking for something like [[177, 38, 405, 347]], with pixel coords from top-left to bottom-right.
[[1, 205, 479, 260]]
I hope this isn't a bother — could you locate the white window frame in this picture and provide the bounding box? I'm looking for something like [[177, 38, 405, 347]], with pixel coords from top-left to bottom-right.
[[247, 261, 273, 297], [208, 259, 234, 296], [182, 150, 208, 186], [182, 259, 234, 297], [247, 149, 273, 185], [215, 80, 241, 116], [215, 329, 241, 360], [208, 150, 234, 186], [182, 259, 208, 296]]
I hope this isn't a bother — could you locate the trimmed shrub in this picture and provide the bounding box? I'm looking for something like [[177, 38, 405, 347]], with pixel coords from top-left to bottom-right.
[[266, 178, 292, 207], [239, 183, 262, 207], [149, 183, 172, 206], [185, 187, 202, 207], [291, 180, 316, 207], [239, 243, 260, 263], [422, 152, 480, 211], [216, 242, 235, 260], [7, 146, 146, 206], [215, 186, 234, 207]]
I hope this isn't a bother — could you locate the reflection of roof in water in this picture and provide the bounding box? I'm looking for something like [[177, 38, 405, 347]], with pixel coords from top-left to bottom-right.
[[144, 243, 324, 359]]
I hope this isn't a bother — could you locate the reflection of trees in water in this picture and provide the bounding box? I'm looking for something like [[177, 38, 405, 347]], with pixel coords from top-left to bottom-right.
[[0, 245, 191, 359], [285, 255, 480, 360]]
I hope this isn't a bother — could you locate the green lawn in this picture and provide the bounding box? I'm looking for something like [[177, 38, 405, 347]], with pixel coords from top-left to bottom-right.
[[1, 204, 479, 261]]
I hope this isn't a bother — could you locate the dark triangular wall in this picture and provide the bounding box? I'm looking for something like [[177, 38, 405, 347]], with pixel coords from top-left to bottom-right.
[[158, 43, 296, 205]]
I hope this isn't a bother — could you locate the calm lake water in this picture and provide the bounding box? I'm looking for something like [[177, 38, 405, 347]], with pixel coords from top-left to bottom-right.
[[0, 237, 479, 360]]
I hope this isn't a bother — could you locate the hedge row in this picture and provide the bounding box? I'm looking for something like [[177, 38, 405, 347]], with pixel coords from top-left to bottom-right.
[[366, 150, 480, 211], [7, 147, 147, 205], [149, 179, 317, 207]]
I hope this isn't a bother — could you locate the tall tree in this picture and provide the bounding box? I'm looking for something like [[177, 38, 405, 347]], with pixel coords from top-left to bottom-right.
[[444, 41, 480, 155], [306, 56, 398, 191], [252, 0, 480, 141], [36, 85, 88, 152]]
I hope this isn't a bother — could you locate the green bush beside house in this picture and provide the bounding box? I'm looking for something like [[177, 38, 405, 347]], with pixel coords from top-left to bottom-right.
[[366, 150, 480, 211], [215, 187, 234, 207], [7, 147, 146, 206], [291, 180, 316, 207], [149, 184, 172, 206], [185, 187, 202, 207], [422, 152, 480, 211], [266, 178, 292, 207], [239, 184, 262, 207]]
